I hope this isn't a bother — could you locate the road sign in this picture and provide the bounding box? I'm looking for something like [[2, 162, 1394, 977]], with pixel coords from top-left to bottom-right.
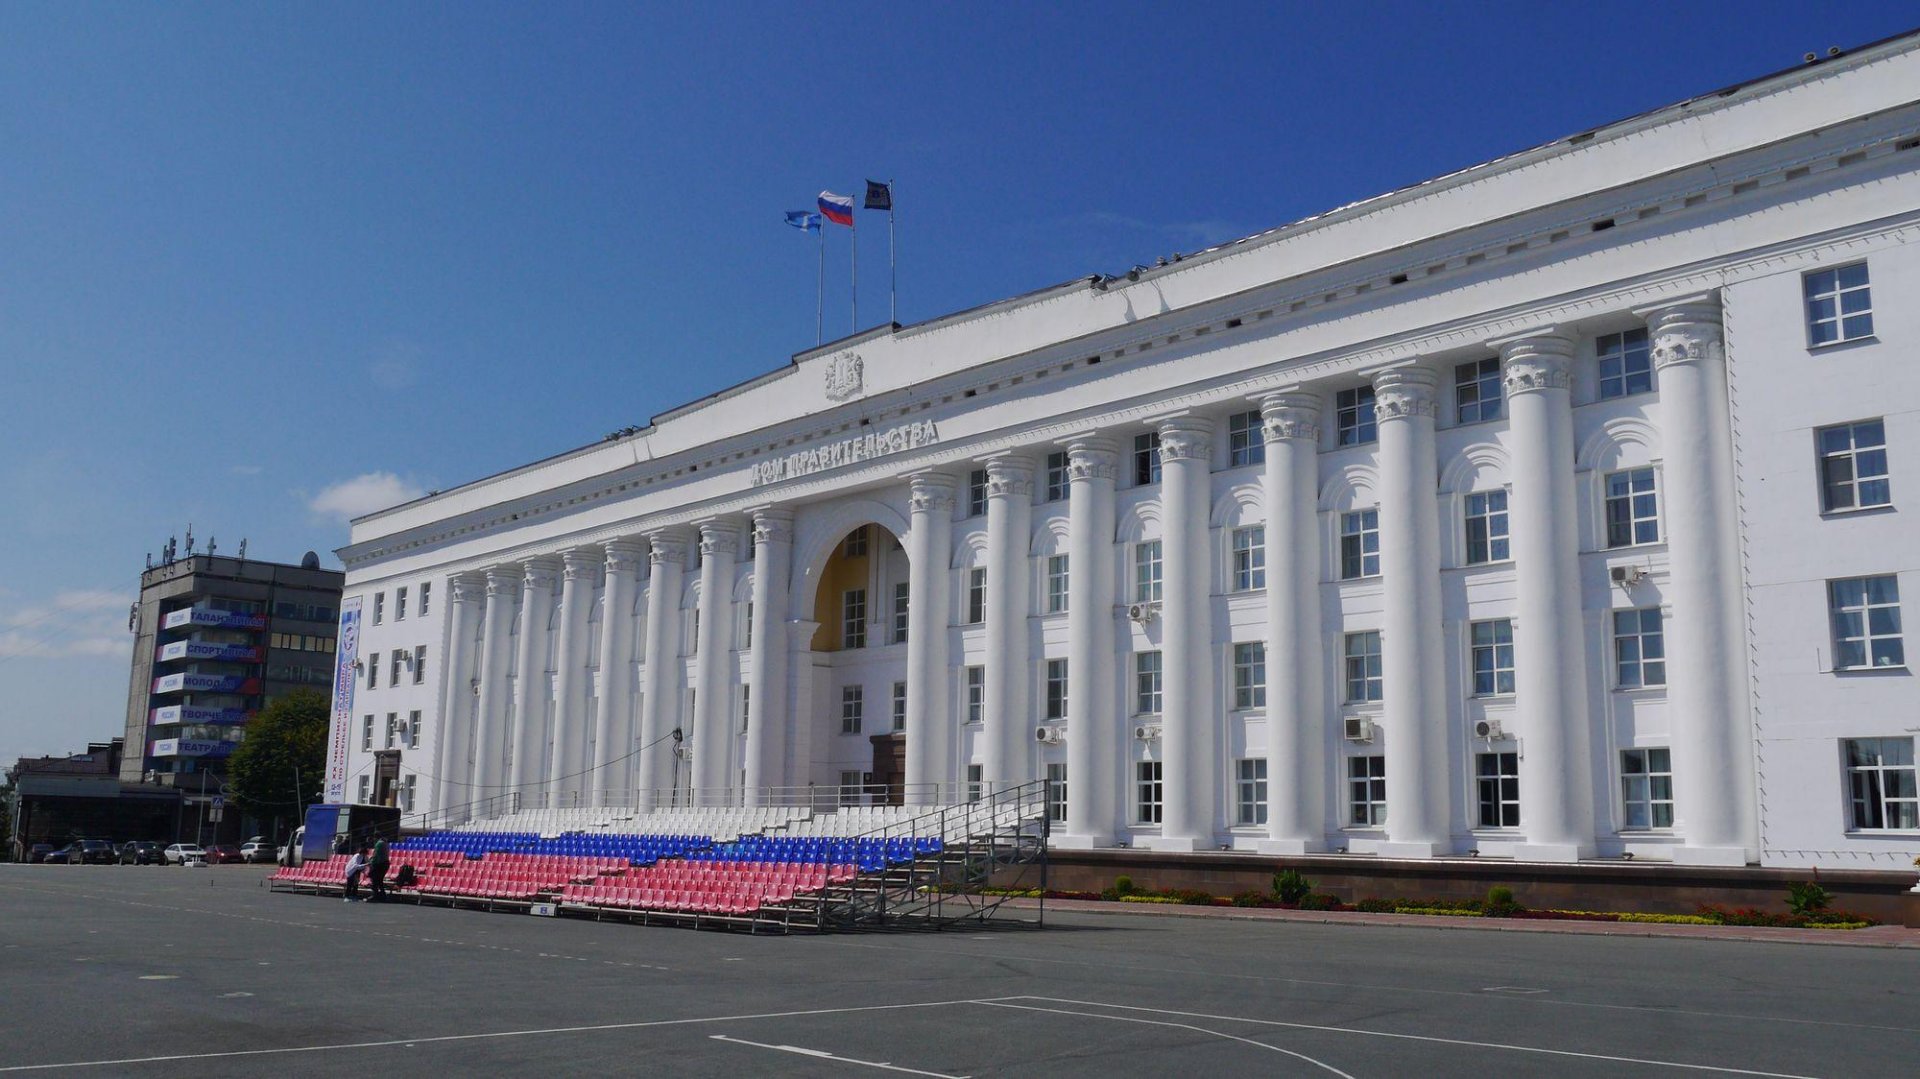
[[210, 794, 225, 823]]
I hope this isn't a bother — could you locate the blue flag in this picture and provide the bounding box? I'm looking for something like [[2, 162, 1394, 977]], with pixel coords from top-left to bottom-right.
[[785, 211, 821, 234]]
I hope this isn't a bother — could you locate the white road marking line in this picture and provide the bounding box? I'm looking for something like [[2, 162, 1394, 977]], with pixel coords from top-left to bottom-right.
[[1016, 997, 1824, 1078], [137, 975, 176, 981], [709, 1035, 968, 1077], [972, 1001, 1353, 1078], [0, 997, 1006, 1073], [1481, 986, 1549, 994]]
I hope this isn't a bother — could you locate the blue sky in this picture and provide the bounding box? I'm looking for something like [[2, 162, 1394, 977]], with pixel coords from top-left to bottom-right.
[[1, 2, 1913, 765]]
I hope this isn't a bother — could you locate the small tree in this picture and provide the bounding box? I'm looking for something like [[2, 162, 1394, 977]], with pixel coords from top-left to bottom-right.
[[226, 689, 329, 839]]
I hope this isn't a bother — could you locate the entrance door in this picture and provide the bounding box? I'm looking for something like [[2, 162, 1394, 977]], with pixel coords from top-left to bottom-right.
[[372, 751, 402, 806], [868, 733, 905, 806]]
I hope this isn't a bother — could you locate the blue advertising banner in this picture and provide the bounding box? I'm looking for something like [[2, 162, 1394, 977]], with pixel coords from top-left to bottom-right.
[[325, 596, 362, 803]]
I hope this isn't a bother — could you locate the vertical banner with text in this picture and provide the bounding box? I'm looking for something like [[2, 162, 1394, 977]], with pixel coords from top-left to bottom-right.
[[324, 596, 363, 804]]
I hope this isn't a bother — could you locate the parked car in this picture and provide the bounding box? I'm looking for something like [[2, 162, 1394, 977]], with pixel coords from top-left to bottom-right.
[[71, 839, 117, 865], [205, 844, 244, 865], [238, 840, 275, 864], [27, 844, 54, 864], [163, 843, 207, 865], [120, 841, 165, 865], [44, 845, 74, 864]]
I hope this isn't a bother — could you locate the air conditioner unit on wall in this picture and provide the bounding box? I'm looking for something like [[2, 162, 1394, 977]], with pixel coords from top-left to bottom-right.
[[1610, 564, 1646, 586], [1474, 719, 1505, 740], [1126, 602, 1160, 624], [1133, 724, 1162, 742], [1034, 726, 1065, 744], [1343, 716, 1374, 742]]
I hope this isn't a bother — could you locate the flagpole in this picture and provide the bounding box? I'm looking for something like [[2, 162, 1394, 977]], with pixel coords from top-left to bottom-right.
[[888, 178, 897, 327], [851, 217, 859, 333], [816, 219, 824, 347]]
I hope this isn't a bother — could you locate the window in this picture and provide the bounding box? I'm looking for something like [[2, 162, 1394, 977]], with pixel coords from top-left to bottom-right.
[[1597, 328, 1653, 399], [384, 712, 399, 750], [395, 586, 408, 621], [408, 710, 421, 749], [1136, 761, 1163, 824], [840, 685, 864, 734], [689, 610, 699, 654], [419, 582, 431, 617], [1228, 410, 1265, 467], [1830, 575, 1904, 670], [400, 773, 417, 812], [965, 666, 985, 724], [966, 568, 987, 624], [357, 775, 371, 804], [1232, 642, 1266, 710], [390, 651, 403, 686], [1336, 385, 1376, 446], [967, 469, 988, 517], [967, 764, 984, 803], [1844, 738, 1917, 830], [1620, 748, 1673, 828], [1462, 490, 1510, 565], [840, 770, 864, 806], [1045, 451, 1070, 502], [1347, 755, 1386, 826], [1236, 758, 1268, 826], [1046, 763, 1068, 823], [1344, 631, 1383, 703], [1045, 658, 1068, 720], [844, 525, 868, 558], [1454, 358, 1503, 424], [740, 685, 751, 732], [367, 652, 379, 689], [1604, 468, 1660, 548], [1133, 432, 1162, 486], [1231, 527, 1265, 591], [413, 645, 426, 684], [1818, 420, 1891, 512], [1134, 541, 1163, 602], [1476, 751, 1521, 828], [361, 714, 373, 751], [1805, 263, 1873, 346], [1134, 651, 1163, 714], [1613, 609, 1666, 688], [887, 584, 907, 645], [842, 589, 867, 649], [1340, 510, 1380, 579], [745, 601, 755, 648], [373, 593, 385, 625], [1470, 619, 1515, 696], [891, 681, 907, 732], [1046, 555, 1069, 614]]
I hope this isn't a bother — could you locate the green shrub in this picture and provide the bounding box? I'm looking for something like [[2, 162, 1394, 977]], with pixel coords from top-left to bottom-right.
[[1786, 880, 1832, 915], [1298, 893, 1342, 911], [1168, 888, 1217, 906], [1231, 890, 1270, 908], [1113, 874, 1137, 897], [1273, 869, 1313, 904], [1484, 885, 1521, 918], [1118, 894, 1183, 904], [1400, 906, 1485, 918], [1355, 897, 1398, 913]]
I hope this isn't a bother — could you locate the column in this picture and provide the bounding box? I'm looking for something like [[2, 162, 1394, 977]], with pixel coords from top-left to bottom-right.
[[1500, 332, 1595, 861], [433, 572, 485, 820], [745, 509, 792, 804], [786, 619, 822, 795], [1059, 437, 1118, 848], [1373, 367, 1451, 857], [1645, 296, 1755, 864], [904, 474, 955, 805], [636, 528, 689, 803], [1156, 416, 1217, 850], [692, 519, 741, 800], [471, 567, 520, 808], [508, 558, 558, 798], [1256, 393, 1326, 855], [548, 547, 599, 805], [982, 453, 1034, 793], [591, 539, 644, 806]]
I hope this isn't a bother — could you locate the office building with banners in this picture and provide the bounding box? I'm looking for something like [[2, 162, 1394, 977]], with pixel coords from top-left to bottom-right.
[[331, 36, 1920, 881]]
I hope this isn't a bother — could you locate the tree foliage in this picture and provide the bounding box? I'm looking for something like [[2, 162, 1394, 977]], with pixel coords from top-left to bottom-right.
[[227, 688, 329, 822]]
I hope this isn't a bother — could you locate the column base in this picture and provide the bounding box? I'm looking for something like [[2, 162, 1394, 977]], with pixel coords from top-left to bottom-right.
[[1374, 840, 1451, 859], [1671, 845, 1754, 867], [1050, 833, 1106, 851], [1144, 835, 1204, 853], [1512, 842, 1591, 864], [1256, 838, 1326, 856]]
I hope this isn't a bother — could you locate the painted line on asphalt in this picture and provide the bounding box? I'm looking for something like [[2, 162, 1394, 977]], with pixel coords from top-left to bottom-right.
[[0, 996, 1008, 1073], [1011, 997, 1825, 1078], [971, 1000, 1355, 1077], [708, 1035, 969, 1077]]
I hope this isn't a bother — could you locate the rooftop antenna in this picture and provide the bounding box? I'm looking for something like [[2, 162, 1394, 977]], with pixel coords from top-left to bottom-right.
[[145, 552, 153, 570], [238, 538, 248, 562], [206, 535, 217, 558], [184, 524, 194, 555]]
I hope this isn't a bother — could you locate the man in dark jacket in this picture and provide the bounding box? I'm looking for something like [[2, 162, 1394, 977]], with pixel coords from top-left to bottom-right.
[[368, 838, 390, 902]]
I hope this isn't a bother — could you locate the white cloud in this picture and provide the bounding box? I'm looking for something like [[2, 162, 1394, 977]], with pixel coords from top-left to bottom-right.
[[0, 588, 134, 660], [309, 472, 426, 522]]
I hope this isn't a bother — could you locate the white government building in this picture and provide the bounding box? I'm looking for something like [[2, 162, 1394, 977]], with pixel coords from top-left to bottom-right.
[[330, 36, 1920, 870]]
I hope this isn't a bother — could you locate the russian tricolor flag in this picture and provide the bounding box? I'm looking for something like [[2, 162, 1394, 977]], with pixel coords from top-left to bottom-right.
[[818, 190, 855, 228]]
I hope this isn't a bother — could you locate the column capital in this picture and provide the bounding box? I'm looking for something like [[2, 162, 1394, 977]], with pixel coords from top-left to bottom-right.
[[483, 566, 522, 598], [602, 537, 646, 572], [749, 506, 795, 544], [560, 546, 603, 581], [1062, 436, 1119, 480], [1496, 332, 1576, 396], [646, 527, 691, 566], [1372, 366, 1440, 420], [1255, 391, 1322, 443], [1637, 295, 1725, 370], [1153, 416, 1213, 462], [521, 557, 561, 592], [982, 453, 1034, 498], [696, 518, 742, 557], [904, 471, 957, 514], [449, 572, 487, 603]]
